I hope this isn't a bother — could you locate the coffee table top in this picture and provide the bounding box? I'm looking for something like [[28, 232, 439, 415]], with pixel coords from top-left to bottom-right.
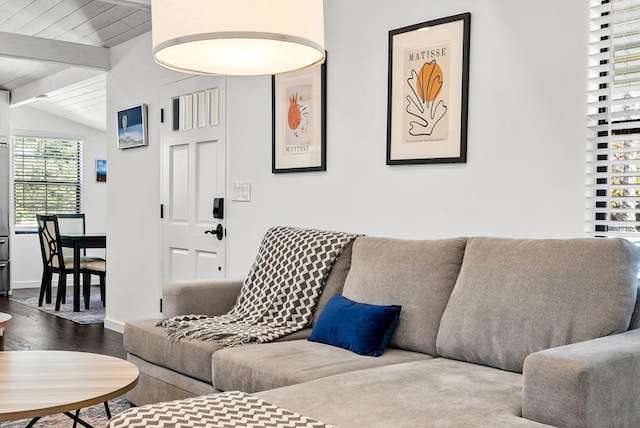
[[0, 350, 139, 421], [0, 312, 11, 328]]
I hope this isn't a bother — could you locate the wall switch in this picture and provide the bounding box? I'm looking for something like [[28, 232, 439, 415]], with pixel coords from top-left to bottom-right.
[[232, 181, 251, 202]]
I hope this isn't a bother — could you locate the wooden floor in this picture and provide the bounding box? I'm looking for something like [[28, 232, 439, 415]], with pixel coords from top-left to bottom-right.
[[0, 288, 126, 359]]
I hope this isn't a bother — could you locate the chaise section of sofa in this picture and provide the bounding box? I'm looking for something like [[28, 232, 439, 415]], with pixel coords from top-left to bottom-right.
[[256, 359, 552, 428]]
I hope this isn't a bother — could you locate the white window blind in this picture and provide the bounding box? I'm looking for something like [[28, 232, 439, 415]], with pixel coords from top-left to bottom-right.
[[588, 0, 640, 240], [13, 136, 82, 230]]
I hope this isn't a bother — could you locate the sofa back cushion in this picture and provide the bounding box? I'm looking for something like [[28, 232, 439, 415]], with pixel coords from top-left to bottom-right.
[[341, 236, 467, 355], [436, 237, 640, 373], [312, 241, 353, 326], [628, 285, 640, 330]]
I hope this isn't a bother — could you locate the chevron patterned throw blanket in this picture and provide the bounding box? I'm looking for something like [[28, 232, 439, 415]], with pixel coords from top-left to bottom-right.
[[158, 226, 357, 347], [107, 391, 336, 428]]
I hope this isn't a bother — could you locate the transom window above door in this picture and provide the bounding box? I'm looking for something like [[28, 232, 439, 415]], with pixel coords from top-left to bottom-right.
[[171, 88, 220, 131]]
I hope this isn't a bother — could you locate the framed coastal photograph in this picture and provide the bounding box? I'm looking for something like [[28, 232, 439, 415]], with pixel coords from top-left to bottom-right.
[[272, 58, 327, 173], [117, 104, 148, 149], [387, 13, 470, 165], [96, 159, 107, 182]]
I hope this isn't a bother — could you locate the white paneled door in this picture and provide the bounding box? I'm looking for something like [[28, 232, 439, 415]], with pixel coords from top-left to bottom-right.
[[162, 76, 226, 285]]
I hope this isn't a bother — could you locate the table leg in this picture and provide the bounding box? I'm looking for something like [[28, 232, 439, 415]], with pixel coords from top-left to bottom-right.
[[73, 244, 81, 312], [0, 326, 4, 351], [63, 411, 95, 428], [19, 402, 110, 428], [26, 417, 40, 428]]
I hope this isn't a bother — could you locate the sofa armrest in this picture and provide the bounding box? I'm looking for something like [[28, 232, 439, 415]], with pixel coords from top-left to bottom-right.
[[522, 329, 640, 428], [162, 278, 243, 318]]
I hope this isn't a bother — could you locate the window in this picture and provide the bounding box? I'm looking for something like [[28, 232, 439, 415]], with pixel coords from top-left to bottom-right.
[[588, 0, 640, 240], [13, 136, 82, 230]]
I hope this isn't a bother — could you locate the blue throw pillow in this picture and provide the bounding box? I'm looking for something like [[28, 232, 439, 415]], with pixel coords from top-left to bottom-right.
[[308, 294, 402, 357]]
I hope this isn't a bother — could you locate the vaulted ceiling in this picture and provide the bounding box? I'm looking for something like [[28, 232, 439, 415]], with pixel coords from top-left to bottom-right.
[[0, 0, 152, 131]]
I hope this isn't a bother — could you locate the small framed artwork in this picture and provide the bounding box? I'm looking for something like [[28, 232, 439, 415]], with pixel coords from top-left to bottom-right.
[[387, 13, 471, 165], [272, 57, 327, 173], [117, 104, 148, 149], [96, 159, 107, 182]]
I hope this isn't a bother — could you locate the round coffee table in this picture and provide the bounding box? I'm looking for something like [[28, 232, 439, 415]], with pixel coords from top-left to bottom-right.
[[0, 312, 11, 351], [0, 350, 139, 425]]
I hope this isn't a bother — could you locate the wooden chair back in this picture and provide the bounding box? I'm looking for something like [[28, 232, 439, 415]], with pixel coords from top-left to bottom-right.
[[56, 213, 86, 258], [36, 214, 66, 273]]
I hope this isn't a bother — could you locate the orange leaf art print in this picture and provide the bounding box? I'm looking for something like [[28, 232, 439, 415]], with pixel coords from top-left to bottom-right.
[[416, 60, 444, 104], [288, 94, 302, 130]]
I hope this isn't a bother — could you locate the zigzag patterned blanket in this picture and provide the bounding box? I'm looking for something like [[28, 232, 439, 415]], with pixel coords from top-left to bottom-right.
[[158, 226, 357, 347], [107, 391, 336, 428]]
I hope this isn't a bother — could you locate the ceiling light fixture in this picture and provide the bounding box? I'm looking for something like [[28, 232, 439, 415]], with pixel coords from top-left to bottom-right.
[[151, 0, 325, 76]]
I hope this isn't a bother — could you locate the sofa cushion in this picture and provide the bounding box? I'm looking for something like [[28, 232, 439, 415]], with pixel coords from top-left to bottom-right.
[[341, 236, 467, 355], [312, 240, 353, 326], [308, 294, 401, 356], [212, 339, 431, 393], [256, 359, 547, 427], [436, 237, 640, 373], [126, 354, 218, 406], [124, 318, 224, 383], [125, 319, 312, 385]]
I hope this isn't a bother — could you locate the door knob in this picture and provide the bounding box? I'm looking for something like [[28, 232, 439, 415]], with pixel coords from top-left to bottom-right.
[[204, 224, 224, 240]]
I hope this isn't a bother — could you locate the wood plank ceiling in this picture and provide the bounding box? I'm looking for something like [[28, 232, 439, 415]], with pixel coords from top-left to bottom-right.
[[0, 0, 152, 131]]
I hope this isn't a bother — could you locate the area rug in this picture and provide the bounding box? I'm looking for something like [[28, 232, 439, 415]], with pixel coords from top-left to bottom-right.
[[0, 397, 132, 427], [10, 294, 105, 324]]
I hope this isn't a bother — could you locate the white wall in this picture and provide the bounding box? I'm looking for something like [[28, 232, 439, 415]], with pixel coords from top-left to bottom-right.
[[105, 0, 589, 331], [105, 32, 182, 332], [10, 106, 107, 289], [225, 0, 589, 275]]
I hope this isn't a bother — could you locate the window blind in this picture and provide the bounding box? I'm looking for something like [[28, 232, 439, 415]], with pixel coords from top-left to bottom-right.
[[588, 0, 640, 240], [13, 136, 82, 230]]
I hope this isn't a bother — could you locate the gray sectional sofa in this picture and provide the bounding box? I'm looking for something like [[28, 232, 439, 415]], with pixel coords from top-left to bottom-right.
[[124, 235, 640, 427]]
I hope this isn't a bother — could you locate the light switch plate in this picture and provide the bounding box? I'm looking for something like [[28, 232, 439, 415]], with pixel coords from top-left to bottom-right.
[[232, 181, 251, 202]]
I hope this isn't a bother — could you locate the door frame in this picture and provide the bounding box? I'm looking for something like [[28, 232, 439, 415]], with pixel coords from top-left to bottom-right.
[[159, 75, 228, 290]]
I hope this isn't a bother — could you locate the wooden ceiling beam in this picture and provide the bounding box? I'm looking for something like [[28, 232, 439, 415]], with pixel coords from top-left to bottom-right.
[[10, 68, 104, 107], [0, 31, 110, 71]]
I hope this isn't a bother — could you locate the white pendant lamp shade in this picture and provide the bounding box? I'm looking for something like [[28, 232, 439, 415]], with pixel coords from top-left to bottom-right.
[[152, 0, 326, 76]]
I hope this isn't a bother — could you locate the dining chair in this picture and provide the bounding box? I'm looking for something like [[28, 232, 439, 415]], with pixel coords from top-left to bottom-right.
[[56, 214, 88, 259], [36, 214, 103, 310], [56, 213, 106, 306], [36, 214, 68, 309], [83, 260, 106, 307]]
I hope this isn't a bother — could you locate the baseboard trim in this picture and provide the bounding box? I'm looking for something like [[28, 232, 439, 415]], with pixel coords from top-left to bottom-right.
[[12, 278, 102, 290], [104, 317, 125, 334], [11, 280, 40, 289]]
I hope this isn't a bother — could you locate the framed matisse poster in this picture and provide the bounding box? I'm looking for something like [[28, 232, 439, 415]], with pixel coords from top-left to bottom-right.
[[272, 58, 327, 173], [387, 13, 470, 165], [117, 104, 148, 149]]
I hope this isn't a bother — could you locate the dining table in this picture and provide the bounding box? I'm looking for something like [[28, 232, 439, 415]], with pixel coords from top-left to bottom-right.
[[59, 232, 106, 312]]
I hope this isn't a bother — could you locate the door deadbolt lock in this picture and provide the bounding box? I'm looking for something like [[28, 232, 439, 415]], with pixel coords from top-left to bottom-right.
[[205, 224, 224, 240]]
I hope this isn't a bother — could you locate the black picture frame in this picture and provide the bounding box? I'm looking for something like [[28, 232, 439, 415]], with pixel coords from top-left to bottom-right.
[[386, 13, 471, 165], [272, 57, 327, 173]]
